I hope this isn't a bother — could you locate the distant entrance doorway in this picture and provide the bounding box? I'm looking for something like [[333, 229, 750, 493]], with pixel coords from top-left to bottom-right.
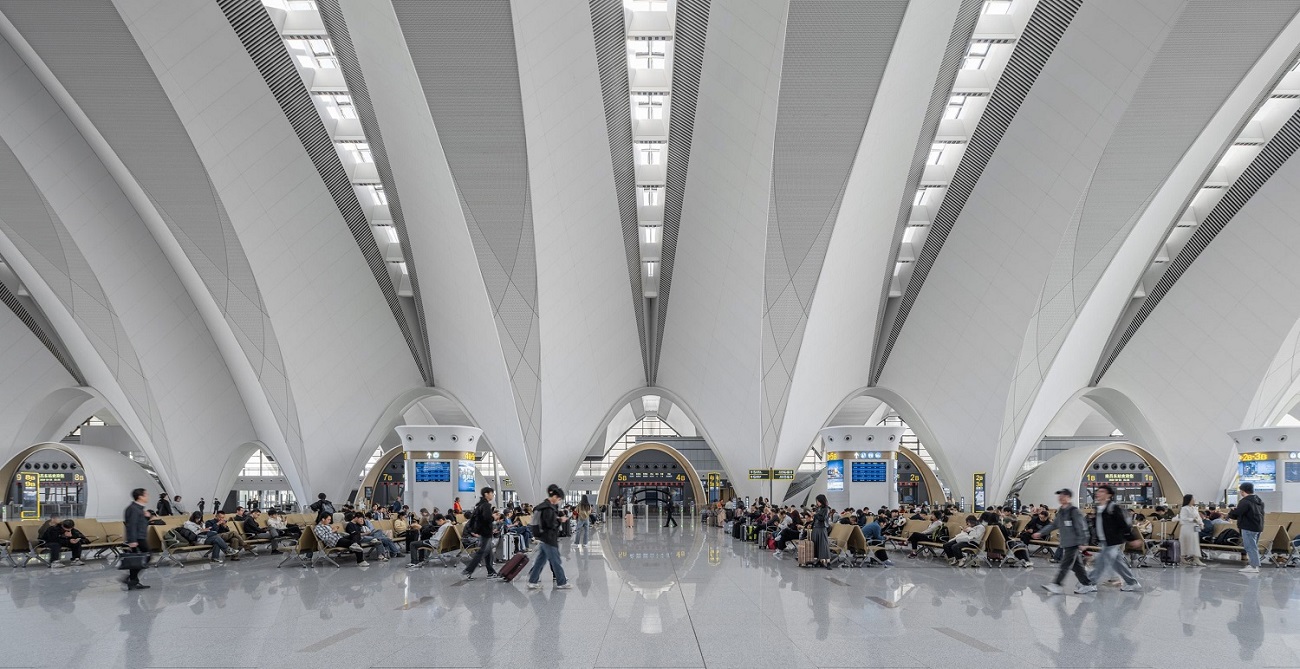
[[598, 442, 706, 516]]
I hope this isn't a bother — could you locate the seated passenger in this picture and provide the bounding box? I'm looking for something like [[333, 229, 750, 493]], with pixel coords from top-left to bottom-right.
[[242, 509, 282, 554], [907, 512, 945, 558], [775, 512, 801, 551], [942, 515, 986, 565], [408, 514, 453, 567], [362, 512, 401, 559], [186, 511, 237, 562], [343, 512, 384, 561], [40, 515, 85, 566], [313, 514, 368, 565], [205, 511, 247, 555], [859, 514, 894, 566]]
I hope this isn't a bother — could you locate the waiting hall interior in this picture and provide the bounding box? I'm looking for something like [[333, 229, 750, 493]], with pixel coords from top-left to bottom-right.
[[1, 0, 1299, 667]]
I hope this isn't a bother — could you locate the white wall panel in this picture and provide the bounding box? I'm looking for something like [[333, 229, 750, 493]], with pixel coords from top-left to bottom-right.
[[656, 0, 788, 494], [512, 0, 646, 489]]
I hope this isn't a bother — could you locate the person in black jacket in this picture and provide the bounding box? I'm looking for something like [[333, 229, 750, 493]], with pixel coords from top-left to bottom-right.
[[1082, 485, 1141, 592], [462, 487, 499, 580], [527, 484, 572, 590], [41, 515, 86, 566], [1230, 482, 1266, 573], [155, 493, 172, 517], [663, 498, 678, 528], [123, 488, 151, 590]]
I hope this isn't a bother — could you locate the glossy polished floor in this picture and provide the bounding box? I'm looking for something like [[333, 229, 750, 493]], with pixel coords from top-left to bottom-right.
[[2, 519, 1297, 669]]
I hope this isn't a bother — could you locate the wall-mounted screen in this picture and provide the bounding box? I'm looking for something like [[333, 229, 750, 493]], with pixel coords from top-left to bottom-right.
[[1239, 459, 1276, 492], [850, 461, 887, 483], [1286, 461, 1300, 484], [826, 460, 844, 491], [415, 460, 451, 483], [458, 460, 476, 493]]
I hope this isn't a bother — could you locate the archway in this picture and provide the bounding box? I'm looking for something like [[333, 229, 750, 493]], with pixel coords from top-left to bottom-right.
[[1, 442, 157, 519], [1015, 441, 1182, 507], [810, 386, 956, 500], [597, 442, 707, 510], [896, 448, 944, 506], [357, 445, 405, 508]]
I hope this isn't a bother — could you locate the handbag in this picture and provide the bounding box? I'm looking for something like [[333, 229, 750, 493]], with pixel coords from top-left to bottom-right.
[[117, 551, 151, 571]]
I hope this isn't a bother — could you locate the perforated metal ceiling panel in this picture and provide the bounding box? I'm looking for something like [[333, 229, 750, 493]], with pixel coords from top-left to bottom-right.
[[759, 0, 907, 465], [0, 0, 307, 480], [0, 266, 82, 384], [650, 0, 710, 382], [0, 137, 171, 476], [999, 0, 1300, 463], [215, 0, 428, 390], [871, 0, 1081, 383], [391, 0, 542, 472], [589, 0, 649, 380], [316, 0, 433, 383], [1097, 73, 1300, 382]]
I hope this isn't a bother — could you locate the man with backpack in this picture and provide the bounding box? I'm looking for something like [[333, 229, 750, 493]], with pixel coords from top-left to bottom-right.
[[1084, 485, 1142, 592], [526, 484, 572, 590], [462, 487, 500, 581], [1033, 488, 1094, 595]]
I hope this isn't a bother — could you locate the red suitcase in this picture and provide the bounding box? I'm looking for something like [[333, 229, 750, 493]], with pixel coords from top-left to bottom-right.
[[500, 552, 529, 582]]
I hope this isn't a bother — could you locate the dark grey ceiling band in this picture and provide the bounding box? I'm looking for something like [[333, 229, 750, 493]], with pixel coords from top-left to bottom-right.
[[0, 271, 84, 384]]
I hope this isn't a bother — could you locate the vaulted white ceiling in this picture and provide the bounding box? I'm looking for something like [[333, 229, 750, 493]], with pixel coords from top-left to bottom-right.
[[1, 0, 1299, 503]]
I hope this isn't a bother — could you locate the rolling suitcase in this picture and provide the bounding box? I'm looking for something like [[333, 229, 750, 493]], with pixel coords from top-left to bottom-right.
[[500, 552, 529, 582], [745, 525, 758, 542], [758, 529, 769, 546], [732, 522, 743, 540], [1160, 539, 1180, 565], [794, 539, 815, 566]]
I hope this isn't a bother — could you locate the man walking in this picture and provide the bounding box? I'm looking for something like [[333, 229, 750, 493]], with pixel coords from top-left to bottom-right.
[[527, 484, 572, 590], [663, 498, 678, 528], [1033, 488, 1093, 595], [462, 487, 500, 581], [1230, 481, 1265, 574], [1085, 485, 1142, 592], [123, 488, 151, 590]]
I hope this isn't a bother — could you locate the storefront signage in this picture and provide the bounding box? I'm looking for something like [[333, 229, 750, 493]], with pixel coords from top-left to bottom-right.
[[19, 471, 39, 519]]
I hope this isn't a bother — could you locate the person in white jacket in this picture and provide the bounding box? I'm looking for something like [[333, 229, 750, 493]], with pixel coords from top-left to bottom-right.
[[1178, 494, 1206, 566], [942, 515, 986, 565]]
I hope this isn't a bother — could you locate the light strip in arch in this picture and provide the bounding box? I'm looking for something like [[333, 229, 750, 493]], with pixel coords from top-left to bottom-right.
[[597, 442, 706, 509]]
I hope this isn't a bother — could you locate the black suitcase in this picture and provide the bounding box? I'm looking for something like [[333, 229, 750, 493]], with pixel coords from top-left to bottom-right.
[[732, 521, 743, 539], [500, 552, 529, 582]]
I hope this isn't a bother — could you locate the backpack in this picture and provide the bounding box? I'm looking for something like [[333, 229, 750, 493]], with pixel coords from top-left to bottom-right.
[[1215, 528, 1242, 545], [176, 527, 199, 545]]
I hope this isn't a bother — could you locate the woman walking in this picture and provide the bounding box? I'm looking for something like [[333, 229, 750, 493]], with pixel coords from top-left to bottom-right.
[[1179, 494, 1206, 566], [575, 495, 592, 546], [812, 494, 832, 569]]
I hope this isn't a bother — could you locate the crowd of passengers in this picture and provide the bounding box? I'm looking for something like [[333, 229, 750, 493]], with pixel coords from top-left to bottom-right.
[[709, 492, 1268, 570]]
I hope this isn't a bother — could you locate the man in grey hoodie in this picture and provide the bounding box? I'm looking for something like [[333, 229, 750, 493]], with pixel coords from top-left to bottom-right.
[[1033, 488, 1094, 595]]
